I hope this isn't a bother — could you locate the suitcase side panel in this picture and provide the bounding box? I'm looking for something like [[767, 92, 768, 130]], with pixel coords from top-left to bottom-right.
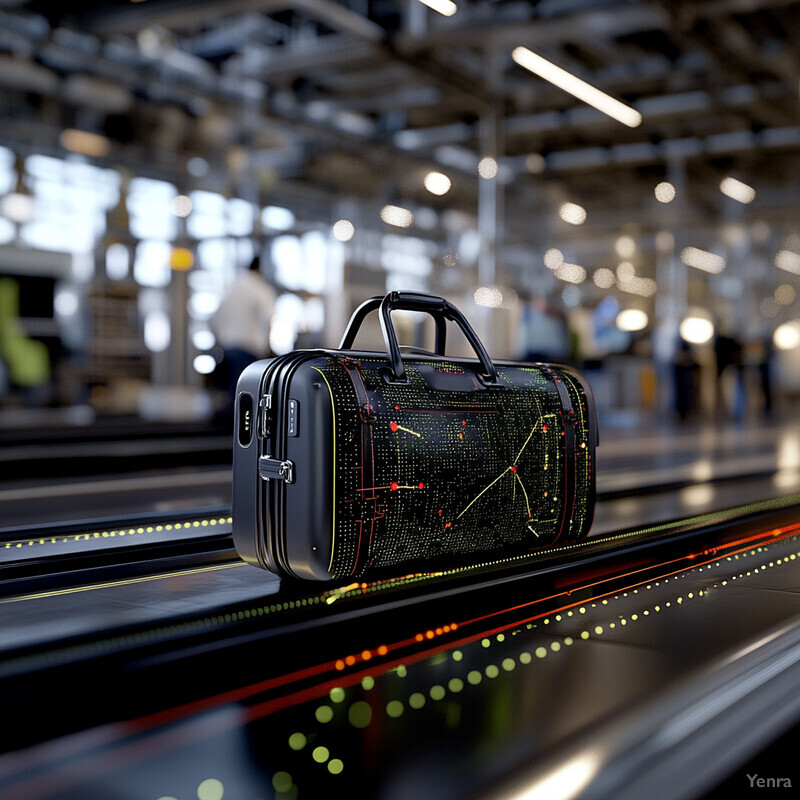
[[303, 355, 595, 579], [231, 358, 274, 570]]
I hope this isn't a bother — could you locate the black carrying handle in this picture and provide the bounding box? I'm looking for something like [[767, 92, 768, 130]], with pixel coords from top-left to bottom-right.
[[341, 291, 499, 384], [339, 295, 448, 355]]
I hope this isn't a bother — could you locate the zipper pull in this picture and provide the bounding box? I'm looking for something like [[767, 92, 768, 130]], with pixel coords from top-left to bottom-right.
[[259, 457, 295, 484]]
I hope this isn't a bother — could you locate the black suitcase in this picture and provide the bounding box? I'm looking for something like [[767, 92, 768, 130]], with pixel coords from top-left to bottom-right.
[[232, 291, 597, 581]]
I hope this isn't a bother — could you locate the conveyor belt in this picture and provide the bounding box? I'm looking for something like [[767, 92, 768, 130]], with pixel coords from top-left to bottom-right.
[[2, 496, 800, 799]]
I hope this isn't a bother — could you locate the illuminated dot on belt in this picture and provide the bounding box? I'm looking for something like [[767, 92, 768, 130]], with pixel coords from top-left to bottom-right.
[[345, 655, 356, 666], [328, 759, 344, 775], [409, 692, 426, 709], [485, 665, 500, 678], [430, 685, 446, 700], [348, 701, 372, 728], [386, 700, 404, 717], [519, 652, 532, 664], [361, 676, 375, 691], [467, 670, 482, 685], [377, 645, 388, 656], [535, 647, 547, 659], [315, 705, 334, 723], [501, 658, 515, 671], [288, 733, 307, 750], [550, 642, 561, 652], [594, 626, 603, 635], [197, 778, 224, 800], [481, 638, 491, 648], [425, 630, 435, 639], [312, 746, 330, 763], [272, 773, 293, 793], [361, 650, 372, 660], [580, 631, 590, 640]]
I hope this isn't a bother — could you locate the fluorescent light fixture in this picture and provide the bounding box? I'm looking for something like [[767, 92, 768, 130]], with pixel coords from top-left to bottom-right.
[[512, 46, 642, 128], [559, 202, 586, 225], [720, 176, 755, 204], [424, 171, 452, 195], [380, 204, 414, 228], [418, 0, 457, 16], [555, 263, 586, 284], [681, 246, 725, 274]]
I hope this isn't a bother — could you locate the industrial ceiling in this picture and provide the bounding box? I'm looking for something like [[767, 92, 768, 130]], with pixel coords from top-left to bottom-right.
[[0, 0, 799, 300]]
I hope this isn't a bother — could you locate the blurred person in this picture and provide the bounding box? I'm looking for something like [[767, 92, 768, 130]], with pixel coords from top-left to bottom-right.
[[714, 329, 746, 421], [209, 256, 276, 424], [517, 297, 570, 364]]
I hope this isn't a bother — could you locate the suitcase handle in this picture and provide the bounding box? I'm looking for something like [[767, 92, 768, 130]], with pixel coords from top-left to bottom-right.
[[339, 295, 448, 354], [379, 291, 500, 384]]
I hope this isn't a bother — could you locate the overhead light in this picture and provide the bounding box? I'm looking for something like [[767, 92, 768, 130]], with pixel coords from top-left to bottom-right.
[[555, 263, 586, 284], [59, 128, 111, 158], [381, 204, 414, 228], [680, 315, 714, 345], [720, 176, 755, 204], [593, 268, 615, 288], [776, 250, 800, 275], [559, 202, 586, 225], [512, 46, 642, 128], [424, 171, 451, 196], [617, 309, 648, 332], [654, 181, 676, 203], [775, 322, 800, 351], [478, 157, 498, 180], [681, 246, 725, 274], [474, 286, 503, 307], [171, 195, 193, 218], [332, 219, 355, 241], [615, 235, 635, 258], [417, 0, 457, 17], [543, 248, 564, 269]]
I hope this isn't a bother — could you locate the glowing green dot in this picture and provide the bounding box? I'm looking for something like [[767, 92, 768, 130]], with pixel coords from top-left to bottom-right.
[[631, 614, 638, 620], [481, 638, 491, 648], [272, 772, 293, 793], [550, 642, 561, 652], [315, 705, 334, 723], [535, 647, 547, 659], [288, 732, 307, 751], [452, 650, 463, 661], [386, 700, 404, 718], [485, 665, 499, 678], [197, 778, 225, 800], [519, 652, 532, 664], [501, 658, 515, 671], [430, 685, 446, 700], [328, 759, 344, 775], [329, 687, 345, 703], [496, 633, 505, 642], [467, 670, 482, 684], [594, 626, 603, 635], [348, 701, 372, 728], [579, 607, 586, 614], [312, 746, 330, 763], [409, 692, 426, 709], [580, 631, 590, 640], [564, 637, 574, 646], [361, 676, 375, 691], [396, 665, 407, 677], [448, 678, 464, 693]]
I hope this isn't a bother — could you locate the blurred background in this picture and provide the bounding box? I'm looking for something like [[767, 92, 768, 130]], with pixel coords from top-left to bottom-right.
[[0, 0, 798, 446]]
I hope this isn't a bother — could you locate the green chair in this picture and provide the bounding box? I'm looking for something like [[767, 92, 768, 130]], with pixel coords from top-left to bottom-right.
[[0, 277, 51, 388]]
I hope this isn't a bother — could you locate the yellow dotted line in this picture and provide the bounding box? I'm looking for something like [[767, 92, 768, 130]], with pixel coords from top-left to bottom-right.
[[3, 517, 232, 552]]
